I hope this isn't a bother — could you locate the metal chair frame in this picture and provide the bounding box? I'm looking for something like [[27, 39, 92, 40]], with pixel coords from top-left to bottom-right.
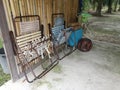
[[49, 13, 77, 60], [9, 15, 59, 83]]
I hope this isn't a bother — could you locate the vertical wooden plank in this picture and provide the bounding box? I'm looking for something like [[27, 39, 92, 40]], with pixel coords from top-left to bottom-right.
[[69, 0, 73, 23], [12, 0, 21, 36], [27, 0, 31, 15], [38, 0, 43, 24], [45, 0, 51, 35], [52, 0, 55, 13], [3, 0, 14, 32], [64, 0, 79, 26], [30, 0, 34, 15], [72, 0, 78, 22], [56, 0, 58, 13], [42, 0, 48, 35], [64, 0, 69, 26], [24, 0, 28, 16], [46, 0, 52, 24], [34, 0, 37, 15], [10, 0, 17, 17], [0, 0, 19, 82], [58, 0, 63, 13]]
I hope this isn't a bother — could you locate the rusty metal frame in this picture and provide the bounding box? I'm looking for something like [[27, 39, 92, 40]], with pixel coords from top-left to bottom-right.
[[9, 15, 59, 83], [49, 13, 76, 60]]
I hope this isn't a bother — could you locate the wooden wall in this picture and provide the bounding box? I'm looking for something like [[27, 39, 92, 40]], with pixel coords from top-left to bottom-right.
[[3, 0, 79, 36]]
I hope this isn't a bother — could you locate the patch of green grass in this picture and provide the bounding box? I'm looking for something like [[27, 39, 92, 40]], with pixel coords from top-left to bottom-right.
[[0, 65, 10, 86]]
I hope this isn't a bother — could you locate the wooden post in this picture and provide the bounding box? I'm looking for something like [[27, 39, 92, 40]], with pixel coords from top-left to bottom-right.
[[0, 0, 19, 82]]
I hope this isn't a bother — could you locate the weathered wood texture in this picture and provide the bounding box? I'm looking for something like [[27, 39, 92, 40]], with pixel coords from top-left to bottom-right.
[[3, 0, 79, 36], [0, 0, 19, 82]]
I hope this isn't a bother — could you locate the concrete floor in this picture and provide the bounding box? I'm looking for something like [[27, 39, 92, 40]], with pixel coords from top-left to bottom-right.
[[0, 41, 120, 90]]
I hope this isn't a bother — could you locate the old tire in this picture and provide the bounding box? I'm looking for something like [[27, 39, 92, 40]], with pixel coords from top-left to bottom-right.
[[77, 38, 92, 52]]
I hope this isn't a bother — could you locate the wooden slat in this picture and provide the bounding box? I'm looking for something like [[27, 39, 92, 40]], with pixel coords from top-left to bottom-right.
[[17, 34, 41, 45], [17, 33, 41, 43], [16, 31, 41, 39], [16, 30, 41, 50]]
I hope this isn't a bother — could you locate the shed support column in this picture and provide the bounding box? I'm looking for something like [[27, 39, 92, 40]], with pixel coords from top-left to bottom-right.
[[0, 0, 19, 82]]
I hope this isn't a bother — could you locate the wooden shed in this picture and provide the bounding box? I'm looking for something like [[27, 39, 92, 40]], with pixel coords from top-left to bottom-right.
[[0, 0, 80, 82]]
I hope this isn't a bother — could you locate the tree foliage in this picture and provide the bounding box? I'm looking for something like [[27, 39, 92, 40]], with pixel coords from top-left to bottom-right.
[[80, 0, 120, 15]]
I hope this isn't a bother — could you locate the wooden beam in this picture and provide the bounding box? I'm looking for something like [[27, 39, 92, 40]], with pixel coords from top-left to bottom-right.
[[0, 0, 19, 82]]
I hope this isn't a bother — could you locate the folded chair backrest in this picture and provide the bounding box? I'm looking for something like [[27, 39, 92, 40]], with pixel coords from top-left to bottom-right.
[[51, 13, 67, 45], [20, 20, 40, 34], [14, 15, 43, 36], [52, 13, 65, 27]]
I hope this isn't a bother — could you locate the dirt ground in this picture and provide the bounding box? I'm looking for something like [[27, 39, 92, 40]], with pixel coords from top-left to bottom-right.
[[88, 12, 120, 44], [1, 41, 120, 90]]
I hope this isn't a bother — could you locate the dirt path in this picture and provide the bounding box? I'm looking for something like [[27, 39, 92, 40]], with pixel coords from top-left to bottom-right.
[[88, 12, 120, 44]]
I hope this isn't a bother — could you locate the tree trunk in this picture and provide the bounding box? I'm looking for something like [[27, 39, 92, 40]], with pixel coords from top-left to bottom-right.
[[114, 0, 119, 12], [78, 0, 83, 13], [107, 0, 113, 13], [92, 0, 96, 10], [118, 0, 120, 11], [96, 0, 103, 16]]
